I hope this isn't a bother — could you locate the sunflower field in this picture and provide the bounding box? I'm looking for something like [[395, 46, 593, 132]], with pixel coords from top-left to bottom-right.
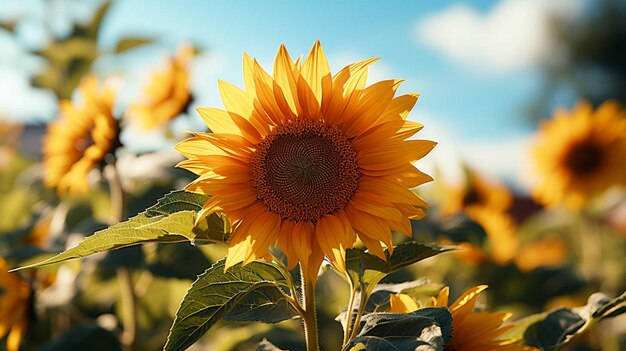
[[1, 1, 625, 351]]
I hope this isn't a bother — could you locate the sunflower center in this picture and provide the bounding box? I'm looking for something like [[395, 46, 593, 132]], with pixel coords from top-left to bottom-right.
[[251, 119, 359, 222], [74, 130, 95, 153], [564, 141, 602, 175], [462, 188, 483, 207]]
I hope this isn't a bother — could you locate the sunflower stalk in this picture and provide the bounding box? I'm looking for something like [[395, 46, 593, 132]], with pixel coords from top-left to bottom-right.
[[578, 211, 604, 287], [347, 282, 369, 343], [104, 162, 137, 349], [300, 266, 320, 351], [341, 283, 358, 346]]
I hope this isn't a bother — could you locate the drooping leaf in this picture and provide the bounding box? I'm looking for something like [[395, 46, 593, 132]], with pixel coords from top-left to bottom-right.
[[346, 242, 452, 297], [11, 191, 228, 271], [523, 308, 584, 351], [348, 307, 452, 351], [164, 260, 299, 351], [502, 291, 626, 350], [590, 291, 626, 320], [115, 37, 154, 53]]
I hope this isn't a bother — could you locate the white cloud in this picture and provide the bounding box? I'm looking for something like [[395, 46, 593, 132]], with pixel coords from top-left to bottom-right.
[[410, 110, 532, 191], [415, 0, 584, 72]]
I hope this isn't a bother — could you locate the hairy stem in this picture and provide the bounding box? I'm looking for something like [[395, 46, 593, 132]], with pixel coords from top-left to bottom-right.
[[117, 267, 136, 347], [342, 284, 357, 346], [348, 283, 368, 342], [301, 266, 320, 351], [104, 163, 136, 349], [579, 212, 603, 287]]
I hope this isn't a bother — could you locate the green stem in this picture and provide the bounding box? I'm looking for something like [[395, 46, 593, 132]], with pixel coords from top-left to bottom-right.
[[104, 163, 124, 223], [117, 267, 136, 347], [579, 212, 602, 287], [347, 283, 368, 342], [104, 163, 136, 349], [301, 266, 320, 351], [342, 284, 357, 346]]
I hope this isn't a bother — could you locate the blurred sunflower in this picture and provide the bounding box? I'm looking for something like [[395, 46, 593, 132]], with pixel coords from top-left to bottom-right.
[[442, 167, 512, 217], [515, 236, 567, 272], [467, 207, 518, 265], [532, 101, 626, 210], [439, 169, 518, 266], [390, 286, 536, 351], [43, 75, 118, 195], [176, 41, 434, 282], [0, 258, 30, 351], [128, 44, 194, 130]]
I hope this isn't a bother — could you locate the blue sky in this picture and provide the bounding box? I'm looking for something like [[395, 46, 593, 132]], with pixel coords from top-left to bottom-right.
[[0, 0, 586, 187], [100, 0, 537, 140]]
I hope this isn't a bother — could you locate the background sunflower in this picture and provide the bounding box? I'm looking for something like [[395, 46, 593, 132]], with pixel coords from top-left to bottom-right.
[[531, 101, 626, 210], [42, 75, 119, 195]]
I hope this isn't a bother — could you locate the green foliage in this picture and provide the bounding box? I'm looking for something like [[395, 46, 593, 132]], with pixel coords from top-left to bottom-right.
[[115, 37, 155, 53], [11, 191, 228, 271], [347, 308, 452, 351], [42, 324, 122, 351], [164, 260, 298, 351], [346, 242, 452, 296], [502, 291, 626, 350], [28, 0, 154, 98], [365, 280, 444, 313]]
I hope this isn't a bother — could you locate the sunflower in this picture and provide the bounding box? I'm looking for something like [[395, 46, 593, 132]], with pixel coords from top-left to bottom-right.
[[515, 236, 567, 272], [43, 75, 118, 195], [176, 41, 434, 282], [442, 167, 512, 217], [390, 286, 535, 351], [0, 258, 30, 351], [128, 44, 194, 130], [466, 207, 518, 265], [532, 101, 626, 210], [438, 168, 518, 265]]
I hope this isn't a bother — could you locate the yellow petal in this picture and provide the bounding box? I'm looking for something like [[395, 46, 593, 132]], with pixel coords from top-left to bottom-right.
[[316, 214, 348, 273], [389, 293, 419, 313], [300, 40, 332, 115], [273, 44, 301, 116]]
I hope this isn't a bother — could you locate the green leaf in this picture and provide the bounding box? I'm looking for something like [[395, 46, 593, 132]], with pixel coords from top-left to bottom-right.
[[348, 307, 452, 351], [346, 242, 451, 297], [84, 0, 112, 41], [164, 260, 299, 351], [114, 37, 154, 53], [145, 191, 211, 217], [523, 308, 584, 351], [11, 191, 228, 271], [505, 291, 626, 350], [590, 291, 626, 320]]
